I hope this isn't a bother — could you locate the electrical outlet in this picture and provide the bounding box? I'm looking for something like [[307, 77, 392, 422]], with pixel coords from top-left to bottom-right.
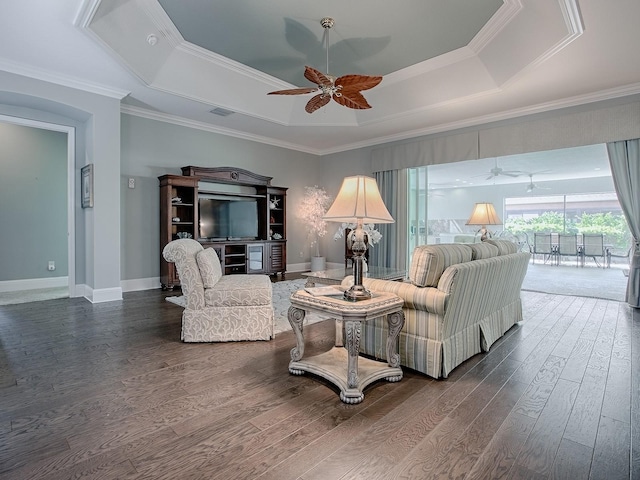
[[48, 261, 55, 271], [128, 178, 135, 189]]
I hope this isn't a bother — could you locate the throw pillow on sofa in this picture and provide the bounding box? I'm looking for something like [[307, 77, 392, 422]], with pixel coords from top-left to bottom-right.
[[409, 244, 473, 287], [196, 248, 223, 288], [469, 242, 499, 260], [483, 238, 518, 255]]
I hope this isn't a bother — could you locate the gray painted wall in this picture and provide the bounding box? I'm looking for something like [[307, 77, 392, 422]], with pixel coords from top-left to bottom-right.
[[119, 114, 322, 281], [0, 122, 68, 281], [2, 68, 637, 294], [1, 69, 122, 299]]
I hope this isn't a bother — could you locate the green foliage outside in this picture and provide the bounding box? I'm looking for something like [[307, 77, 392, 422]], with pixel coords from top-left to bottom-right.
[[505, 211, 631, 251]]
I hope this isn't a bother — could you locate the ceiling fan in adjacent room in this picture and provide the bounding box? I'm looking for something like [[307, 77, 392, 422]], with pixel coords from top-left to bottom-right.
[[476, 158, 525, 180], [267, 17, 383, 114], [526, 172, 551, 193]]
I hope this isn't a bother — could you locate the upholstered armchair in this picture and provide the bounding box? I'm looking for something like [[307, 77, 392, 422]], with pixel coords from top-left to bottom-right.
[[162, 239, 274, 342]]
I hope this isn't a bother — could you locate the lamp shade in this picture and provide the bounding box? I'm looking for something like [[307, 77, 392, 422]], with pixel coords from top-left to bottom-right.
[[323, 175, 394, 224], [466, 202, 502, 226]]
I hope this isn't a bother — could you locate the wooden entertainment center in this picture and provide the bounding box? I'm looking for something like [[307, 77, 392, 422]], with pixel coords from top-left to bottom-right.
[[159, 166, 287, 289]]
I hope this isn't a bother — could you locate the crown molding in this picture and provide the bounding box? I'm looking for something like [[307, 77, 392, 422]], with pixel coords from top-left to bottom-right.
[[326, 83, 640, 155], [122, 83, 640, 157], [120, 104, 323, 155], [0, 59, 129, 99], [469, 0, 523, 53]]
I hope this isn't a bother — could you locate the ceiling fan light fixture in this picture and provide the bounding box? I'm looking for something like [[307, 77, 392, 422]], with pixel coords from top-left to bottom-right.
[[267, 17, 382, 114]]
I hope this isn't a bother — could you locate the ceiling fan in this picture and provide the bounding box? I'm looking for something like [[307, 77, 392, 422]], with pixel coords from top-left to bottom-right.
[[267, 17, 383, 114], [474, 159, 524, 180], [526, 173, 551, 193]]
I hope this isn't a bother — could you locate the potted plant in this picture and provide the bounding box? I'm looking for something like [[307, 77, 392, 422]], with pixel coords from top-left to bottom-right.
[[297, 185, 332, 271]]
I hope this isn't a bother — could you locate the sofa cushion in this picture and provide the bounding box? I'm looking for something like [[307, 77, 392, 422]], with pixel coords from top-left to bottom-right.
[[204, 274, 272, 307], [196, 248, 222, 288], [469, 242, 499, 260], [483, 239, 518, 255], [409, 244, 473, 287]]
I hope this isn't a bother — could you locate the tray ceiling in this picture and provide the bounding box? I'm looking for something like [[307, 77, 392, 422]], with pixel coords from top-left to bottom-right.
[[2, 1, 640, 155]]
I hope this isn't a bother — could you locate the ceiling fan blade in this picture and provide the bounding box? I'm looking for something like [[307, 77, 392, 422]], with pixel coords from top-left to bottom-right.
[[305, 94, 331, 113], [502, 172, 520, 177], [333, 90, 371, 110], [486, 174, 494, 180], [304, 66, 332, 86], [335, 74, 382, 91], [267, 87, 318, 95]]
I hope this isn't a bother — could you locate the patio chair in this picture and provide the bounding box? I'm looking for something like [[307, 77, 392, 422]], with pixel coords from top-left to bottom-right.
[[581, 233, 605, 267], [533, 233, 555, 264], [557, 234, 580, 267]]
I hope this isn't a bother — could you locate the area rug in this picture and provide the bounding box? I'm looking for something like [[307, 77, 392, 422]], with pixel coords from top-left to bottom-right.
[[521, 263, 627, 302], [165, 278, 332, 334]]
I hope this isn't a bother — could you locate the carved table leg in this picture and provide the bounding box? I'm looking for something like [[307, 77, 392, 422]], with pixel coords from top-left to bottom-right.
[[385, 310, 405, 382], [341, 320, 364, 404], [288, 306, 306, 374]]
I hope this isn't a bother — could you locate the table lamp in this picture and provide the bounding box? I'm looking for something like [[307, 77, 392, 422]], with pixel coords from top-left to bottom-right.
[[323, 175, 394, 301], [466, 202, 502, 241]]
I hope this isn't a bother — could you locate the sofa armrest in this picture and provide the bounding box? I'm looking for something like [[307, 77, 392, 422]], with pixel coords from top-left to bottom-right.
[[341, 276, 447, 315]]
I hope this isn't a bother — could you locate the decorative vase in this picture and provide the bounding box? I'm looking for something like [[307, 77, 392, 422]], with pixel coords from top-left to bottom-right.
[[310, 256, 326, 272]]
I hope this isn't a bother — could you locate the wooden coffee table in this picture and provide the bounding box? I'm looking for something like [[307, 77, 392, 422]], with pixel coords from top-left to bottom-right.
[[302, 266, 406, 287], [287, 289, 405, 404]]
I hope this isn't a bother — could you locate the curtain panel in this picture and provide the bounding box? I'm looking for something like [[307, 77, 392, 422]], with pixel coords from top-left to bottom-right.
[[371, 170, 408, 271], [607, 139, 640, 308]]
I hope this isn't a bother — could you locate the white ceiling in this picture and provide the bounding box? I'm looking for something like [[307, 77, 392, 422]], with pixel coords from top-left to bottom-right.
[[1, 0, 640, 156]]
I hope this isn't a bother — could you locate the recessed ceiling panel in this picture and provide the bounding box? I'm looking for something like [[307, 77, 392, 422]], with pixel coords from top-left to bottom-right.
[[157, 0, 503, 85]]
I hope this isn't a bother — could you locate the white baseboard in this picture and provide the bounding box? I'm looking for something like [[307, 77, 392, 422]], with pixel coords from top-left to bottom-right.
[[0, 276, 68, 293], [121, 277, 161, 292], [83, 286, 123, 303]]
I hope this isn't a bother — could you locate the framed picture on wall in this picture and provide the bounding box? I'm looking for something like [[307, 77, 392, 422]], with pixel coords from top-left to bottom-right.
[[81, 164, 94, 208]]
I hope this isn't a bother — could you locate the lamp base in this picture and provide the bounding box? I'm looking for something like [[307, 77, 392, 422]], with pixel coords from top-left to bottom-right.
[[345, 224, 371, 301], [344, 284, 372, 302]]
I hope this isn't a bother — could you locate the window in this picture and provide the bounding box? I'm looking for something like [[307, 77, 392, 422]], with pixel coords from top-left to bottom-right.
[[505, 193, 630, 254]]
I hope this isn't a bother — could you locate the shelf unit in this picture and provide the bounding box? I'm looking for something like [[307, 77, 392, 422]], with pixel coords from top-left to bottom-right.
[[160, 167, 287, 289], [159, 175, 199, 289]]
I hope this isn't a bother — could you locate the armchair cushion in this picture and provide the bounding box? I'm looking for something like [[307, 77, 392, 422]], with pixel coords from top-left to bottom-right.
[[204, 275, 272, 307], [469, 242, 499, 260], [409, 244, 472, 287], [196, 247, 222, 288]]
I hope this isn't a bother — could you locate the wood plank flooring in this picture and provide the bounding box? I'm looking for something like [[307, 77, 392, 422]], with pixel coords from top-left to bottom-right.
[[0, 286, 637, 479]]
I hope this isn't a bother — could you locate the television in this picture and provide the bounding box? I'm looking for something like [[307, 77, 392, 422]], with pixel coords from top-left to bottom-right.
[[199, 195, 259, 240]]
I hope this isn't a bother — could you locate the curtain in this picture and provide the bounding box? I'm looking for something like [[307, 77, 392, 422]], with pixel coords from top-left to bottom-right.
[[606, 139, 640, 308], [370, 170, 407, 270]]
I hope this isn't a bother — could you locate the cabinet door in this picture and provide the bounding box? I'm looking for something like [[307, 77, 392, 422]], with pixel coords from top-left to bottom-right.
[[247, 244, 265, 273], [267, 242, 286, 274]]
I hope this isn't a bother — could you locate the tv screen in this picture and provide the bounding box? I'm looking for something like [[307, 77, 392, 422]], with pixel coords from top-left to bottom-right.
[[199, 196, 259, 240]]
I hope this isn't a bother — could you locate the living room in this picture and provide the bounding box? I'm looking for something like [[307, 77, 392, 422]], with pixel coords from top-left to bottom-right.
[[1, 1, 639, 478]]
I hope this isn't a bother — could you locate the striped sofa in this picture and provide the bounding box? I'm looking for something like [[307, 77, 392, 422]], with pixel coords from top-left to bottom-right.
[[163, 239, 274, 342], [343, 240, 530, 378]]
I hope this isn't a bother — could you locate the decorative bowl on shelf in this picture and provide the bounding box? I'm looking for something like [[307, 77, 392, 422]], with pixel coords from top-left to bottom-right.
[[176, 232, 192, 239], [272, 233, 283, 240]]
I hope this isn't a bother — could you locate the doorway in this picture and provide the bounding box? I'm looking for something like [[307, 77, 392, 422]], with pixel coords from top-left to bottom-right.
[[0, 115, 75, 302]]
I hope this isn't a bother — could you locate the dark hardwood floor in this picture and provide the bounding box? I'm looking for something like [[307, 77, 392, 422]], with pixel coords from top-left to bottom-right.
[[0, 284, 637, 479]]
